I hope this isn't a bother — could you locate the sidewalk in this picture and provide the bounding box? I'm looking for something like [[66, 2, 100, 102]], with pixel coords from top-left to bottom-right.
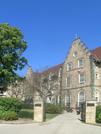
[[0, 111, 101, 134]]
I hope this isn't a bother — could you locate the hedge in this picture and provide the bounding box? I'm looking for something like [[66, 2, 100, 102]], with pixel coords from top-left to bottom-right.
[[46, 103, 64, 114], [0, 97, 22, 112], [96, 105, 101, 123]]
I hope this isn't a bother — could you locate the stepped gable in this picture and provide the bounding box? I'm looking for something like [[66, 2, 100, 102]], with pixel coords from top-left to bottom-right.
[[33, 63, 64, 80], [91, 46, 101, 61]]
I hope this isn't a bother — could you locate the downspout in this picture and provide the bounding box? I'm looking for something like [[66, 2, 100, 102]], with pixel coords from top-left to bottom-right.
[[94, 62, 95, 99]]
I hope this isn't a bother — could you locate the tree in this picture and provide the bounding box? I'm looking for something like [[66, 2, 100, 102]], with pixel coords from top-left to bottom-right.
[[24, 68, 60, 104], [0, 23, 28, 92]]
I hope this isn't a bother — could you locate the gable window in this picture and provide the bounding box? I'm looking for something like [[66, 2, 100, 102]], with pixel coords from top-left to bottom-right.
[[79, 73, 85, 83], [67, 63, 72, 71], [95, 73, 99, 79], [59, 69, 62, 77], [95, 91, 99, 103], [66, 77, 71, 86], [78, 58, 84, 68]]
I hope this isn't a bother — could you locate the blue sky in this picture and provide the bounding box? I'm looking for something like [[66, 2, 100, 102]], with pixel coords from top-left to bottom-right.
[[1, 0, 101, 76]]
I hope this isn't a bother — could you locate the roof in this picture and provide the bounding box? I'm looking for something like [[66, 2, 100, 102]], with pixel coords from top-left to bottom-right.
[[91, 46, 101, 61], [33, 63, 64, 80]]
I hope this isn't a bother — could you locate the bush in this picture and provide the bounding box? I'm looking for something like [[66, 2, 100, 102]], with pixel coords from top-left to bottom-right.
[[3, 111, 18, 121], [18, 110, 34, 119], [46, 103, 64, 114], [96, 105, 101, 123], [0, 111, 4, 119], [21, 103, 34, 109], [0, 97, 22, 112], [96, 106, 101, 123], [97, 114, 101, 123]]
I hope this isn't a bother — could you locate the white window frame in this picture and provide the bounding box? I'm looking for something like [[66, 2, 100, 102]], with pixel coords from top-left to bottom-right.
[[67, 63, 72, 71], [79, 73, 85, 83], [66, 77, 71, 86], [59, 69, 62, 77], [49, 74, 51, 80], [95, 91, 99, 103], [78, 58, 84, 68], [65, 93, 71, 107], [78, 91, 85, 106], [95, 73, 99, 79]]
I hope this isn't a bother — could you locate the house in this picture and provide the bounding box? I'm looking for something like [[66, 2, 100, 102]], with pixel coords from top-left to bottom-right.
[[6, 37, 101, 107]]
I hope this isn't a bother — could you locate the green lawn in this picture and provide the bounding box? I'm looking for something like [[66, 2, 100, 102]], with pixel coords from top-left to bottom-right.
[[19, 109, 59, 119], [46, 113, 59, 119]]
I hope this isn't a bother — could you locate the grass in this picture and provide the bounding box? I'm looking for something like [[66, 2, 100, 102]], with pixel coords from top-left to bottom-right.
[[19, 109, 59, 120], [46, 113, 59, 119]]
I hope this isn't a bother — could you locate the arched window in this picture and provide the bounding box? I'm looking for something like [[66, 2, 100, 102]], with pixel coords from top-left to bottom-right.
[[78, 91, 85, 106], [95, 91, 99, 103], [65, 93, 71, 107]]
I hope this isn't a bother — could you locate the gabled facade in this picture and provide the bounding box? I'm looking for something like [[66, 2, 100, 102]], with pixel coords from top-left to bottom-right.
[[26, 38, 101, 107]]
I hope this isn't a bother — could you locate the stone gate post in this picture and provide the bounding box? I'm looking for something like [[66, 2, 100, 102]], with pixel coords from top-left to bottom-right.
[[85, 99, 96, 123], [34, 100, 45, 122]]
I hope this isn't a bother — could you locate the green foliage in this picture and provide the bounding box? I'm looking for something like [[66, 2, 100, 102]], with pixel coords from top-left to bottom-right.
[[46, 103, 64, 114], [21, 103, 34, 109], [0, 23, 28, 89], [0, 111, 5, 119], [3, 111, 18, 121], [96, 106, 101, 123], [18, 110, 34, 119], [97, 113, 101, 123], [0, 97, 22, 112]]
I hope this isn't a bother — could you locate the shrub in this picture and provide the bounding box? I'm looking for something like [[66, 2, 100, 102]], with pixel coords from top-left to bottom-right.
[[97, 113, 101, 123], [18, 110, 34, 119], [0, 97, 22, 112], [96, 105, 101, 123], [3, 111, 18, 121], [0, 111, 4, 119], [21, 103, 34, 109], [46, 103, 64, 114]]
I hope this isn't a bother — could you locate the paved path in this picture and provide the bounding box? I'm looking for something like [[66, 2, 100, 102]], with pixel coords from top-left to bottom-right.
[[0, 111, 101, 134]]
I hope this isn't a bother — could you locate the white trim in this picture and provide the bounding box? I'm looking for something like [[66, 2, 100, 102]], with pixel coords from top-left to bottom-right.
[[66, 77, 71, 86], [78, 58, 84, 68], [78, 91, 85, 106], [79, 73, 85, 83], [65, 93, 71, 107], [67, 63, 72, 71]]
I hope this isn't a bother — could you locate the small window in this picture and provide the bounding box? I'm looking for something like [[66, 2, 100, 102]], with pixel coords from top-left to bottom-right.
[[18, 89, 22, 94], [79, 73, 85, 83], [66, 77, 71, 86], [95, 91, 99, 102], [67, 63, 72, 71], [95, 73, 99, 79], [59, 69, 62, 77], [78, 58, 84, 68]]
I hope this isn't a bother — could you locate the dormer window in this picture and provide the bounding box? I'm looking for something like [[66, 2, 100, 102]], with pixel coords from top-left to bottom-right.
[[59, 69, 62, 77], [49, 72, 53, 80]]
